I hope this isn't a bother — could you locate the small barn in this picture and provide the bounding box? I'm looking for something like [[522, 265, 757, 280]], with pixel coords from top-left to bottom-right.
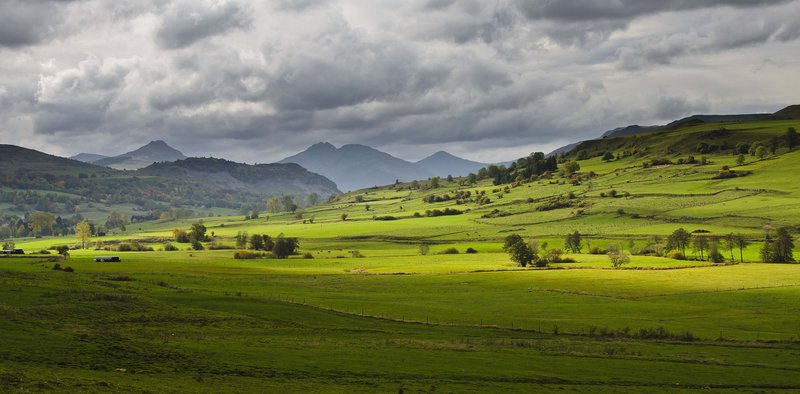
[[95, 256, 121, 262]]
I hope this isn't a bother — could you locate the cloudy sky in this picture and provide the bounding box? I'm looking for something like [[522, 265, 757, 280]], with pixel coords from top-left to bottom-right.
[[1, 0, 799, 163]]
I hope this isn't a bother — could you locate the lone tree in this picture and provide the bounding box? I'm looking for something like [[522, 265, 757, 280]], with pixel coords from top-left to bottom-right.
[[667, 228, 691, 256], [75, 220, 91, 249], [340, 213, 348, 221], [267, 197, 280, 214], [602, 151, 614, 162], [503, 234, 536, 267], [772, 227, 795, 263], [55, 245, 70, 259], [787, 127, 798, 151], [564, 231, 583, 253], [607, 245, 630, 268], [189, 223, 207, 242]]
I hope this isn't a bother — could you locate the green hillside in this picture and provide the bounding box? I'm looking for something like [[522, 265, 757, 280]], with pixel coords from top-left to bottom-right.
[[3, 118, 800, 392]]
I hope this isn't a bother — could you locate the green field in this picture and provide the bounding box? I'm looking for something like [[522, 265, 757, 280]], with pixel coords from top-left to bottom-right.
[[3, 119, 800, 392]]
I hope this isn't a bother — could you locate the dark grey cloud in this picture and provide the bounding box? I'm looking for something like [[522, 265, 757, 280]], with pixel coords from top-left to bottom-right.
[[0, 0, 79, 48], [0, 0, 799, 163], [156, 0, 252, 49], [515, 0, 792, 22]]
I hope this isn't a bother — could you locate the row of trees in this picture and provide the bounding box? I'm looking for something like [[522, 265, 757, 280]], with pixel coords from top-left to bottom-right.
[[505, 227, 794, 267], [234, 231, 299, 258]]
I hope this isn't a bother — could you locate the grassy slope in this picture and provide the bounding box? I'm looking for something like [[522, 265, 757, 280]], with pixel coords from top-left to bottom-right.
[[3, 119, 800, 392]]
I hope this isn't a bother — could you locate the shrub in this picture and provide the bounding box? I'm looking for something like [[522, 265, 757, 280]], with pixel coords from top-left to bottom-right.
[[667, 249, 685, 260], [52, 263, 62, 271], [164, 243, 179, 251], [438, 247, 459, 255], [63, 266, 74, 273], [233, 251, 269, 259], [350, 250, 365, 258], [302, 252, 314, 259], [117, 243, 133, 252], [37, 249, 51, 255], [589, 246, 606, 255], [373, 216, 398, 221], [191, 240, 204, 251], [207, 242, 234, 250], [465, 247, 478, 254]]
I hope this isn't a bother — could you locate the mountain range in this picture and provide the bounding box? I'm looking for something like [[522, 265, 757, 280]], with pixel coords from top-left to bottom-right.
[[278, 142, 487, 191]]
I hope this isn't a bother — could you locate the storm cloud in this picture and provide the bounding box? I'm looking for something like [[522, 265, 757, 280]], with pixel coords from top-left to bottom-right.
[[0, 0, 798, 163]]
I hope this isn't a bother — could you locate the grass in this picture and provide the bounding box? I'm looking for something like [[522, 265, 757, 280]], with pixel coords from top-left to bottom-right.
[[3, 119, 800, 392]]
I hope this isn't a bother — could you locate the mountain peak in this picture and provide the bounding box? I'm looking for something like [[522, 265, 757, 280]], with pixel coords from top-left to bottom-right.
[[308, 142, 336, 152]]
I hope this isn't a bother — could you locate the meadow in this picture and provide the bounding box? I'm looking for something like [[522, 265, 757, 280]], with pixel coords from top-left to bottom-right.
[[3, 119, 800, 392]]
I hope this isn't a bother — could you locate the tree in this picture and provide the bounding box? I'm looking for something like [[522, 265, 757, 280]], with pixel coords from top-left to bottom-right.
[[707, 236, 725, 263], [564, 231, 583, 253], [55, 245, 70, 259], [787, 127, 798, 151], [602, 151, 614, 162], [733, 233, 749, 263], [563, 160, 580, 176], [772, 227, 795, 263], [755, 146, 767, 159], [281, 196, 297, 212], [105, 211, 128, 231], [607, 245, 630, 268], [430, 177, 440, 188], [173, 229, 190, 243], [692, 235, 709, 260], [418, 244, 430, 256], [273, 236, 299, 258], [723, 233, 736, 262], [446, 174, 454, 183], [667, 228, 691, 256], [2, 240, 15, 250], [341, 213, 348, 221], [29, 211, 56, 236], [735, 154, 745, 166], [189, 223, 207, 242], [249, 234, 264, 250], [769, 136, 779, 155], [503, 234, 535, 267], [267, 197, 281, 214], [307, 193, 320, 206], [760, 225, 774, 263], [75, 220, 91, 249], [235, 231, 248, 249], [467, 173, 477, 185]]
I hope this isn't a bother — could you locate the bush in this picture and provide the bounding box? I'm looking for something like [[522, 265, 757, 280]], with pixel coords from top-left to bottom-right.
[[465, 247, 478, 254], [373, 216, 398, 221], [438, 247, 459, 255], [37, 249, 51, 255], [667, 249, 685, 260], [52, 263, 62, 271], [117, 243, 133, 252], [207, 242, 234, 250], [191, 240, 204, 251], [302, 252, 314, 259], [63, 266, 74, 273], [589, 246, 607, 255], [164, 243, 179, 251], [233, 251, 269, 259]]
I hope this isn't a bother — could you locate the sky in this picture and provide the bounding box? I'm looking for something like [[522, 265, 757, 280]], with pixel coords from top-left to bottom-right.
[[0, 0, 799, 164]]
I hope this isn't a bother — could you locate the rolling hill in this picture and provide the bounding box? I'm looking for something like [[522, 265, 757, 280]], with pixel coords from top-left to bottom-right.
[[0, 145, 339, 218]]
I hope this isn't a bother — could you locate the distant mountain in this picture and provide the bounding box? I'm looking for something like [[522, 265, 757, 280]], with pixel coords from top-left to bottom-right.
[[773, 105, 800, 120], [93, 140, 187, 170], [140, 157, 340, 197], [70, 153, 108, 163], [415, 151, 487, 177], [279, 142, 433, 191], [0, 145, 110, 175]]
